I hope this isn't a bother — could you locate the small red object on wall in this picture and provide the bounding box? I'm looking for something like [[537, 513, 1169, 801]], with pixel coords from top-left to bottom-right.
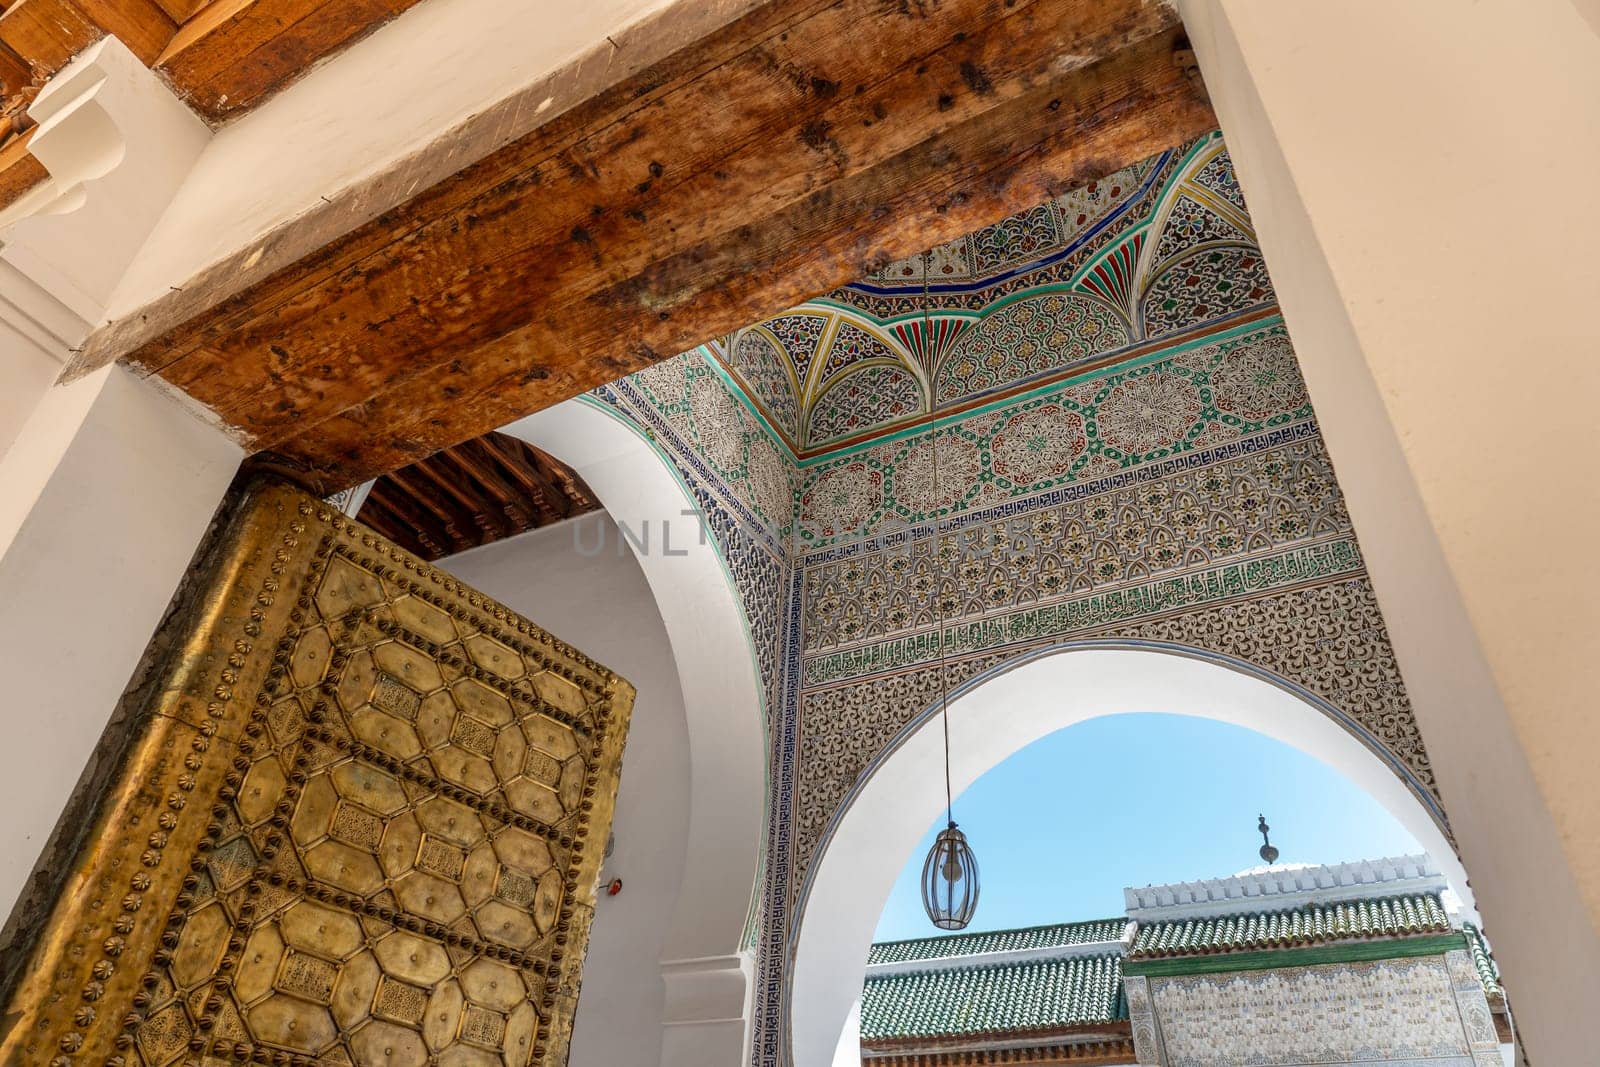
[[606, 878, 623, 896]]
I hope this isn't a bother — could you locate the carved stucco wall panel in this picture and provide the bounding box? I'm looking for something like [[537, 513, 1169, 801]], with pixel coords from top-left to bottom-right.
[[1, 483, 633, 1067], [1132, 951, 1502, 1067], [795, 575, 1429, 895], [591, 336, 1450, 1067], [578, 132, 1453, 1067]]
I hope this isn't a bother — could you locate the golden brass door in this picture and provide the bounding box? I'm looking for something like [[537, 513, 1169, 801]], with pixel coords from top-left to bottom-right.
[[1, 482, 633, 1067]]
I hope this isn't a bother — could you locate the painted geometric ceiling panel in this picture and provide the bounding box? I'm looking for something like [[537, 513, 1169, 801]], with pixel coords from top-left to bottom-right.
[[806, 362, 922, 449], [711, 133, 1273, 460]]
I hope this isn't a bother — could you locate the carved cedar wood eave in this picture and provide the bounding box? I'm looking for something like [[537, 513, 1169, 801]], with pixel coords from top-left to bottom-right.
[[859, 1033, 1137, 1067], [65, 0, 1216, 491], [356, 432, 603, 563], [0, 480, 634, 1067]]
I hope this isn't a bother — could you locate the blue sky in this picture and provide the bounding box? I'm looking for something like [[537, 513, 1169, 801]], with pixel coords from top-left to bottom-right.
[[872, 713, 1424, 943]]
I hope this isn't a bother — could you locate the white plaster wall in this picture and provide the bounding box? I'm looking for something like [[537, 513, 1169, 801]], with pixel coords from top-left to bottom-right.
[[441, 515, 691, 1067], [0, 37, 210, 452], [790, 645, 1472, 1067], [1175, 2, 1600, 1059], [506, 400, 763, 1065], [0, 333, 59, 460], [108, 0, 756, 319], [0, 366, 241, 921]]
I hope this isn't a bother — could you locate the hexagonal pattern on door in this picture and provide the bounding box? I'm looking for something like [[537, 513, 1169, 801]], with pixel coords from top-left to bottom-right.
[[0, 484, 633, 1067]]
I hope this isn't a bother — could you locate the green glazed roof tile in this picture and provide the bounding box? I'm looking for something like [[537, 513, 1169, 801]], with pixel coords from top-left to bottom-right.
[[1464, 924, 1501, 997], [1127, 893, 1452, 959], [861, 953, 1125, 1040], [866, 920, 1126, 966]]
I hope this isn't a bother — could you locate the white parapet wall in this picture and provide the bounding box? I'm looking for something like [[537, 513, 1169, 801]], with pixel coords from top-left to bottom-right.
[[1124, 854, 1447, 921]]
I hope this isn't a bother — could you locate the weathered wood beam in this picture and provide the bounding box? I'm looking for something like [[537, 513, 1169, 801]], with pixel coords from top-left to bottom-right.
[[86, 0, 1213, 489], [0, 0, 112, 75], [0, 37, 32, 97]]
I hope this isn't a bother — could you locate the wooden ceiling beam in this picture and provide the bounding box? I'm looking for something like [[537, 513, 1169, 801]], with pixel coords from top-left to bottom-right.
[[477, 435, 572, 522], [0, 0, 172, 77], [383, 467, 475, 554], [78, 0, 1214, 489], [407, 451, 514, 541], [0, 123, 44, 209], [360, 484, 451, 559], [354, 432, 601, 561], [534, 445, 602, 518], [0, 0, 419, 208], [0, 0, 421, 126], [440, 441, 535, 529]]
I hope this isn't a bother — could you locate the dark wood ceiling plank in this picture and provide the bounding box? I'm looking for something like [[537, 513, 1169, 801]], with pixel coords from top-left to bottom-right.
[[360, 484, 450, 559], [539, 454, 602, 517], [407, 450, 513, 541], [478, 434, 572, 521], [441, 441, 535, 529], [356, 432, 601, 561], [382, 466, 476, 553]]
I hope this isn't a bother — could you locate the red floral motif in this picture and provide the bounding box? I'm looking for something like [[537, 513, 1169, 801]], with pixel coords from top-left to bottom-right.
[[989, 404, 1087, 487]]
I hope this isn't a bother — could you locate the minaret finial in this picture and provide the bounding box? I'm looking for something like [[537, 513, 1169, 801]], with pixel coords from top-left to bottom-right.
[[1257, 814, 1280, 865]]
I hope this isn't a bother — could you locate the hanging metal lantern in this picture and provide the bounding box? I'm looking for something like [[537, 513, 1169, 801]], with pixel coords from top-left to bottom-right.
[[914, 251, 981, 933], [921, 821, 980, 930]]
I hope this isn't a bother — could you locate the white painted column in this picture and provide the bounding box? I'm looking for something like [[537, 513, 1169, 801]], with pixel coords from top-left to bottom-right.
[[0, 366, 241, 923], [505, 401, 763, 1067], [829, 998, 862, 1067], [442, 517, 696, 1067], [1176, 1, 1600, 1060], [0, 37, 210, 457]]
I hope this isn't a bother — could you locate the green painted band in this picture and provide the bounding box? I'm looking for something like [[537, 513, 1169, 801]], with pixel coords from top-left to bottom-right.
[[1122, 933, 1468, 978]]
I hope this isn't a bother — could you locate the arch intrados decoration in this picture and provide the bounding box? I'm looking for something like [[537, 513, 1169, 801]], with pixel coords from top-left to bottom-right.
[[727, 323, 808, 401], [803, 312, 925, 395], [499, 398, 767, 1060], [788, 639, 1468, 1067], [738, 137, 1247, 438], [809, 354, 925, 407], [1144, 238, 1264, 291], [804, 360, 927, 452]]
